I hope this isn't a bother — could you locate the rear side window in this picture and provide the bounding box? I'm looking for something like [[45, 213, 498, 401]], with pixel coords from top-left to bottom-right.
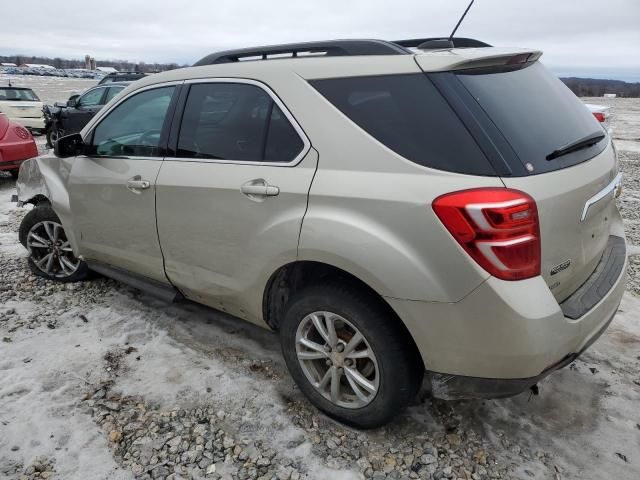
[[455, 62, 606, 174], [177, 82, 304, 163], [104, 86, 124, 103], [310, 74, 494, 175], [78, 88, 105, 107]]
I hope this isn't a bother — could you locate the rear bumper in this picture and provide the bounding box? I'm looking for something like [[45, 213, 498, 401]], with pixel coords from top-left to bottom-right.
[[0, 139, 39, 170], [387, 235, 627, 397], [8, 116, 45, 130], [0, 159, 26, 171], [423, 308, 616, 399]]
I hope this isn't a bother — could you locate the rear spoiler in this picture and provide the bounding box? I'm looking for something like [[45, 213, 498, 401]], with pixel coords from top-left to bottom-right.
[[415, 48, 543, 73]]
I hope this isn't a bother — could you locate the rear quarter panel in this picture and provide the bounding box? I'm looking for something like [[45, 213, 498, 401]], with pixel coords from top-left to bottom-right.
[[288, 75, 504, 302]]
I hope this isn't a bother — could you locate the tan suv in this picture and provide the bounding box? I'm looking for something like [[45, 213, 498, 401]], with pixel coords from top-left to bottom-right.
[[16, 38, 627, 428]]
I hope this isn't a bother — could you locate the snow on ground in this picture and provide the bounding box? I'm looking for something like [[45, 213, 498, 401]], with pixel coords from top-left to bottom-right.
[[0, 78, 639, 480]]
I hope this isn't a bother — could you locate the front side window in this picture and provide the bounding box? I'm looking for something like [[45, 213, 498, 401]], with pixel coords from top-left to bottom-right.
[[90, 86, 175, 157], [78, 88, 105, 107], [177, 82, 303, 163]]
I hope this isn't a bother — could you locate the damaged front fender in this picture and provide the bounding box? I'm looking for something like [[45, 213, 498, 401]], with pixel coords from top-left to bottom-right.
[[16, 154, 79, 253]]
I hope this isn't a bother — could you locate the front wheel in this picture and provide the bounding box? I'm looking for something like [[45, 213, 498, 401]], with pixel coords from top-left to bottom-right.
[[280, 282, 423, 428], [18, 204, 90, 282]]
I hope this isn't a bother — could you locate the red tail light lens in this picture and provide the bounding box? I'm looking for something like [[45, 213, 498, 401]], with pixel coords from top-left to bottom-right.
[[433, 188, 540, 281], [592, 112, 606, 123]]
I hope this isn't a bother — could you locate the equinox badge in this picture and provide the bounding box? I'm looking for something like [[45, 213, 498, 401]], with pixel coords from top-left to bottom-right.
[[550, 259, 571, 276]]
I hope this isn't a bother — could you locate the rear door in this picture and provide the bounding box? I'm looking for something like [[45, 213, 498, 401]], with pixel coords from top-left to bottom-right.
[[67, 84, 178, 282], [428, 60, 618, 301], [155, 79, 316, 320]]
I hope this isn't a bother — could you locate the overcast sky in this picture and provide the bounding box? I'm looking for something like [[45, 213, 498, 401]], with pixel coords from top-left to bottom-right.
[[2, 0, 639, 80]]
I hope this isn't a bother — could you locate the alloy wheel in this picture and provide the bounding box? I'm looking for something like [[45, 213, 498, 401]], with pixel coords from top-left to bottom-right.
[[26, 220, 80, 278], [295, 311, 380, 409]]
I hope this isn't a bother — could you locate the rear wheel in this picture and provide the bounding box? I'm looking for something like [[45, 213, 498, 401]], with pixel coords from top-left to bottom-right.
[[9, 170, 19, 179], [46, 127, 62, 148], [280, 282, 422, 428], [18, 205, 90, 282]]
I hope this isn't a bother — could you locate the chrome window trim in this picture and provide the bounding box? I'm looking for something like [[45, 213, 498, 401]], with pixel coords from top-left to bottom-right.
[[168, 77, 311, 167]]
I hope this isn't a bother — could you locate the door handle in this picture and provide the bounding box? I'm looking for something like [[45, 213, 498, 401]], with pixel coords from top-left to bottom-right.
[[240, 180, 280, 197], [126, 176, 151, 192]]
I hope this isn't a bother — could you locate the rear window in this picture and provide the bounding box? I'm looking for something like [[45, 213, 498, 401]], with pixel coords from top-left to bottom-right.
[[455, 62, 606, 175], [310, 74, 495, 175], [0, 88, 39, 101]]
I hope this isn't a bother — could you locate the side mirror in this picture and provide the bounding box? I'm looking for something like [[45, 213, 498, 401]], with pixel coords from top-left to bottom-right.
[[67, 95, 79, 107], [54, 133, 85, 158]]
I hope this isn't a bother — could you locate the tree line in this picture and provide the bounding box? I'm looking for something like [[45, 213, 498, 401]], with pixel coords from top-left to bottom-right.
[[2, 53, 639, 97], [561, 77, 640, 98], [0, 54, 187, 73]]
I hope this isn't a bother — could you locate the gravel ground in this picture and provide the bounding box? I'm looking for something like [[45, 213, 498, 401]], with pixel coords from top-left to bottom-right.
[[1, 83, 639, 480]]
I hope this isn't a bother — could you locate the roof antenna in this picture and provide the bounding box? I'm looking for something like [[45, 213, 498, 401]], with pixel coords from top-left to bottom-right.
[[448, 0, 475, 46], [415, 0, 477, 49]]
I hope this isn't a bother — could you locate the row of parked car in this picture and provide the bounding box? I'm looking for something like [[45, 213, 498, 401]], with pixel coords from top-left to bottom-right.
[[0, 66, 106, 79]]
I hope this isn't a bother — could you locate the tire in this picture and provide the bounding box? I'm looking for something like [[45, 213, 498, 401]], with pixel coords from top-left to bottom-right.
[[46, 127, 61, 148], [9, 169, 19, 179], [18, 204, 90, 282], [280, 281, 423, 428]]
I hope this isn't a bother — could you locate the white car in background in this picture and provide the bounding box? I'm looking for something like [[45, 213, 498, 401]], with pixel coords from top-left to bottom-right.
[[0, 85, 45, 132], [585, 103, 611, 131]]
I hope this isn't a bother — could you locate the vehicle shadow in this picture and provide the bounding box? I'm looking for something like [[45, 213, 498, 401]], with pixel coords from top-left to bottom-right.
[[125, 286, 616, 476]]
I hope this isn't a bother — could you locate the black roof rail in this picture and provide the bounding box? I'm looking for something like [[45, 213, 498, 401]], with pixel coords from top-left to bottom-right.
[[394, 37, 491, 49], [193, 39, 411, 66]]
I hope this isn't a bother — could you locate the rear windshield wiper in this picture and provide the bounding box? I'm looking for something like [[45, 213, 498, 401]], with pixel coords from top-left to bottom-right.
[[546, 131, 606, 161]]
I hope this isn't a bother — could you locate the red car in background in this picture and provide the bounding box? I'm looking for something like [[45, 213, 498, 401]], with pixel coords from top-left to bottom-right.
[[0, 113, 38, 178]]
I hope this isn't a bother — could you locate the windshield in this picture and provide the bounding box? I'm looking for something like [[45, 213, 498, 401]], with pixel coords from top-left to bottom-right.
[[455, 62, 606, 175], [0, 88, 40, 101]]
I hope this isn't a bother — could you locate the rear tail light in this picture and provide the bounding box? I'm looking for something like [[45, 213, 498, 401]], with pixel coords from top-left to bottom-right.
[[433, 188, 540, 281], [592, 112, 606, 123]]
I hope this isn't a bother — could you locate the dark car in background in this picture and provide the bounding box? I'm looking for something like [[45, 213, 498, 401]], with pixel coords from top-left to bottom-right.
[[44, 82, 129, 146], [98, 71, 147, 85]]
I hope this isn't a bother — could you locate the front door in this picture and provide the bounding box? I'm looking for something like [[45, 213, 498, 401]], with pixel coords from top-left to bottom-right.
[[64, 86, 106, 134], [67, 85, 177, 282], [155, 80, 316, 320]]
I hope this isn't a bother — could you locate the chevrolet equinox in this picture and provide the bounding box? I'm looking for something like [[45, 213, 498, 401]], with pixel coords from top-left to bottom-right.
[[16, 38, 627, 428]]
